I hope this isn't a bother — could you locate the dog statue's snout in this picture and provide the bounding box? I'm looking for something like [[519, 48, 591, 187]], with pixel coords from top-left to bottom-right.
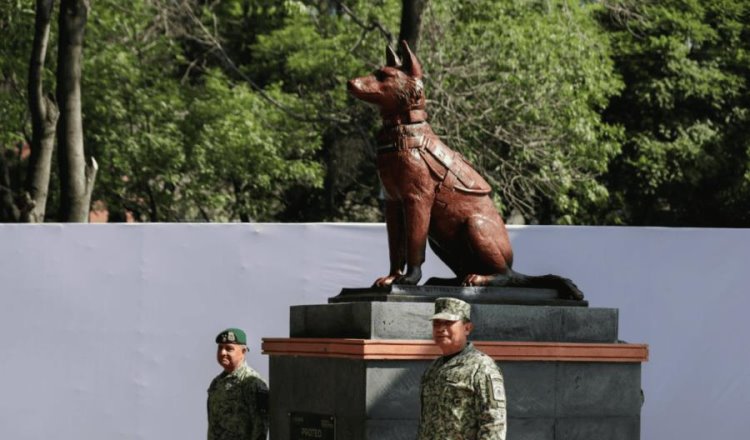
[[347, 78, 360, 93]]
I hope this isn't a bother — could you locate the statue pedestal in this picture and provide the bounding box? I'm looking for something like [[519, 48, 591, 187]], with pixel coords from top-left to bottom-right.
[[263, 289, 648, 440]]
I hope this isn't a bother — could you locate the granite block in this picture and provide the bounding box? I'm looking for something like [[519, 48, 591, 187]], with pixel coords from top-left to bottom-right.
[[471, 305, 618, 342], [556, 363, 642, 417], [502, 362, 557, 418], [369, 303, 434, 339], [555, 416, 640, 440], [273, 298, 641, 439], [291, 302, 618, 342], [270, 357, 366, 440], [364, 419, 418, 440], [559, 307, 619, 342], [507, 418, 555, 440], [365, 361, 427, 419], [290, 302, 375, 338]]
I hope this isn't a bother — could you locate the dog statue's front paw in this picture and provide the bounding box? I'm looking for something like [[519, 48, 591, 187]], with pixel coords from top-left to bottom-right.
[[373, 274, 400, 287], [462, 274, 490, 286]]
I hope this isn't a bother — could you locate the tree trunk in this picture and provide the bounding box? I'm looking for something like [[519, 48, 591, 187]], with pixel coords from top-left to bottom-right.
[[25, 0, 59, 223], [398, 0, 426, 53], [56, 0, 96, 222]]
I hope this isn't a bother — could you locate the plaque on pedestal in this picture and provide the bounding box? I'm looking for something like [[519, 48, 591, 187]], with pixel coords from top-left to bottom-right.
[[289, 412, 335, 440]]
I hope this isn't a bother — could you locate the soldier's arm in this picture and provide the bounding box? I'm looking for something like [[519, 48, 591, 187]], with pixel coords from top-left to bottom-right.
[[415, 370, 428, 440], [475, 364, 507, 440], [207, 380, 216, 440], [248, 378, 270, 440], [206, 399, 212, 440]]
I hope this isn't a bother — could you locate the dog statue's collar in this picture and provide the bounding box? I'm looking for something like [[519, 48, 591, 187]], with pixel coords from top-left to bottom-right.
[[377, 121, 431, 153], [377, 135, 424, 154], [381, 109, 428, 128]]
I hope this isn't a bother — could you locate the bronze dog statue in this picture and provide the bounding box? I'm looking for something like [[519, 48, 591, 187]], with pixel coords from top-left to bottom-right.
[[347, 41, 583, 300]]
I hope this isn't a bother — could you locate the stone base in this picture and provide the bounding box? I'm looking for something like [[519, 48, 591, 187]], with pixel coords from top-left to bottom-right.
[[292, 302, 618, 342], [265, 345, 644, 440], [267, 301, 646, 440]]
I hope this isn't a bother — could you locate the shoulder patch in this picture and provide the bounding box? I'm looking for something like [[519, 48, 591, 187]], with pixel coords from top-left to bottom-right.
[[490, 373, 505, 402]]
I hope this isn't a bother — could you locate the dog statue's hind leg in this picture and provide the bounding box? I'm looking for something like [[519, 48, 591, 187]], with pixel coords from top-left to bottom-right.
[[461, 213, 514, 286]]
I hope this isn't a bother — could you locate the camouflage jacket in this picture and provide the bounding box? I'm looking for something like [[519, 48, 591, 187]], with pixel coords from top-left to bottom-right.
[[417, 342, 507, 440], [207, 363, 269, 440]]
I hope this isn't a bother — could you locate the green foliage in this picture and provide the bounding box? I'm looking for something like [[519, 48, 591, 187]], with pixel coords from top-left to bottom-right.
[[2, 0, 749, 224], [82, 0, 189, 220], [420, 0, 623, 224], [0, 1, 36, 147], [248, 0, 402, 221], [600, 0, 750, 225], [81, 0, 325, 221], [184, 71, 324, 221]]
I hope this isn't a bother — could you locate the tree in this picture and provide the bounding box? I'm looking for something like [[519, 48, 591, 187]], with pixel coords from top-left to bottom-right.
[[3, 0, 746, 225], [0, 0, 48, 222], [79, 0, 326, 221], [248, 0, 402, 221], [57, 0, 96, 222], [398, 0, 427, 52], [183, 71, 324, 221], [0, 0, 95, 222], [81, 0, 191, 221], [599, 0, 750, 226], [418, 0, 623, 224], [243, 0, 624, 224], [26, 0, 59, 222]]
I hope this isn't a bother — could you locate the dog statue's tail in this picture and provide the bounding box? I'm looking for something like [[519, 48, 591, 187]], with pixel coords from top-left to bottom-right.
[[492, 270, 585, 300]]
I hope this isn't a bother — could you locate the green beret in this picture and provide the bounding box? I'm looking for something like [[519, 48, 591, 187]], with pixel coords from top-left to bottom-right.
[[429, 297, 471, 322], [215, 328, 247, 345]]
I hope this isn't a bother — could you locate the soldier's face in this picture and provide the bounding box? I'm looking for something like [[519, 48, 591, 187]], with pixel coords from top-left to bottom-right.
[[432, 319, 474, 355], [216, 343, 246, 372]]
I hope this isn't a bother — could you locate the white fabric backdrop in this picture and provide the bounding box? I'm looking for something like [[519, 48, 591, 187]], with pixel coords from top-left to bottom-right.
[[0, 224, 748, 439]]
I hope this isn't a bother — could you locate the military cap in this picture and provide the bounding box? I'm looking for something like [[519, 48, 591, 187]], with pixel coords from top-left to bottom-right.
[[429, 297, 471, 321], [215, 328, 247, 345]]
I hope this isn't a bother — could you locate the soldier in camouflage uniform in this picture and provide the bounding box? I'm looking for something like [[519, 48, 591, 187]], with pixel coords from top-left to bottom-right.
[[417, 298, 507, 440], [207, 328, 269, 440]]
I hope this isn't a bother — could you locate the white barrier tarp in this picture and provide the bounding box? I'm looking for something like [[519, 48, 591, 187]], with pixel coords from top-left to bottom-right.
[[0, 224, 748, 439]]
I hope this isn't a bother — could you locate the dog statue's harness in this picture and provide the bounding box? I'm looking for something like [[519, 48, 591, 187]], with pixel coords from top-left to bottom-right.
[[377, 122, 492, 196]]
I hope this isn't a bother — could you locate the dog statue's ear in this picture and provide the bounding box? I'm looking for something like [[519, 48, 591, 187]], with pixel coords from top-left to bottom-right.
[[385, 45, 401, 67], [400, 40, 423, 79]]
